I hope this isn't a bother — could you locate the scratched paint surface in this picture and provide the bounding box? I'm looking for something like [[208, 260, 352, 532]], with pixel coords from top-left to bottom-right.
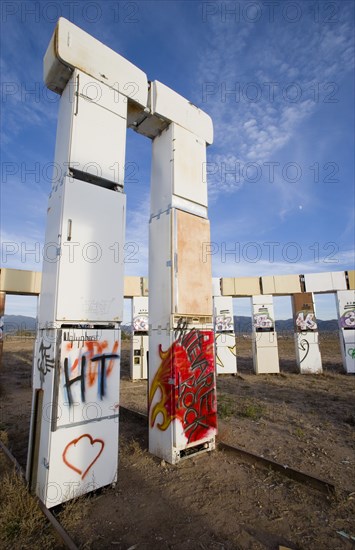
[[56, 328, 120, 427], [149, 323, 217, 445]]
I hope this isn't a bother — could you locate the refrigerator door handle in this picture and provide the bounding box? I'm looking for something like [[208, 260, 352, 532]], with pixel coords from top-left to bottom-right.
[[67, 219, 72, 241]]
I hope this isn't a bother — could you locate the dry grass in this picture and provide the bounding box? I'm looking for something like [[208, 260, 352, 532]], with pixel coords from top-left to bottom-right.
[[57, 495, 92, 548], [239, 401, 265, 421], [0, 430, 9, 446], [0, 465, 93, 549], [217, 394, 237, 419], [218, 393, 265, 422], [0, 467, 57, 549], [0, 437, 91, 549]]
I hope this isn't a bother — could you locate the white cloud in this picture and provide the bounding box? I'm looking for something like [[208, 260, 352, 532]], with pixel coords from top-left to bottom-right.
[[195, 4, 354, 201]]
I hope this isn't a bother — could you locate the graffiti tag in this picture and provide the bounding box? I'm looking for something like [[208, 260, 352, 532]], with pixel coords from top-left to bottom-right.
[[37, 339, 55, 384], [296, 312, 317, 331], [215, 333, 237, 368], [299, 338, 310, 363], [215, 315, 233, 332], [62, 434, 104, 479], [63, 340, 119, 406], [340, 310, 355, 329], [149, 320, 217, 444], [254, 311, 273, 330], [133, 315, 149, 332]]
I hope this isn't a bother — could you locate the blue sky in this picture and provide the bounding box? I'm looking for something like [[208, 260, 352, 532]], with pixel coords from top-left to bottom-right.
[[1, 0, 354, 320]]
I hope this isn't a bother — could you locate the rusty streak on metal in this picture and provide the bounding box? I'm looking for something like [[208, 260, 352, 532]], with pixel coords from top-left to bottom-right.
[[0, 440, 79, 550]]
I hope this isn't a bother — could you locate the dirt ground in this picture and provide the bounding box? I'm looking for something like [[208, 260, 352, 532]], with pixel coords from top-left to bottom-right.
[[1, 334, 354, 550]]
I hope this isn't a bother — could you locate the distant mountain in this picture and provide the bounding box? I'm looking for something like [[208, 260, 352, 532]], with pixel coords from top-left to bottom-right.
[[2, 315, 339, 334], [233, 316, 338, 333], [314, 319, 339, 332], [121, 323, 133, 334], [233, 316, 252, 333], [3, 315, 37, 333]]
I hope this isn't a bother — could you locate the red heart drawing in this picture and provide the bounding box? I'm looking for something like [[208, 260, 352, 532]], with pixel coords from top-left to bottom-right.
[[62, 434, 105, 479]]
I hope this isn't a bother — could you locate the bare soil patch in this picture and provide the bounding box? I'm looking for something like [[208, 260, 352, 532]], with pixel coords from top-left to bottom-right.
[[1, 334, 354, 549]]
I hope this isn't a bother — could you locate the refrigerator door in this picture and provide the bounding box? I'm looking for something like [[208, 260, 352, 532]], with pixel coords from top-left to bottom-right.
[[172, 124, 208, 207], [253, 331, 278, 348], [54, 328, 120, 428], [342, 330, 355, 373], [214, 296, 234, 331], [70, 72, 127, 185], [149, 326, 217, 461], [44, 418, 119, 508], [56, 177, 125, 322], [295, 333, 322, 374], [252, 332, 279, 374], [132, 297, 149, 331], [172, 327, 217, 449], [131, 333, 149, 380]]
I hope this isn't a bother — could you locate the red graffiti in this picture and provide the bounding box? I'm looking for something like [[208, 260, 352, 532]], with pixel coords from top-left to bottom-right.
[[149, 328, 217, 443], [62, 434, 105, 479]]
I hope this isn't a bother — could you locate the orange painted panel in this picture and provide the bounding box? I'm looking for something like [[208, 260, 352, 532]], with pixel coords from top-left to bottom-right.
[[175, 210, 212, 315]]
